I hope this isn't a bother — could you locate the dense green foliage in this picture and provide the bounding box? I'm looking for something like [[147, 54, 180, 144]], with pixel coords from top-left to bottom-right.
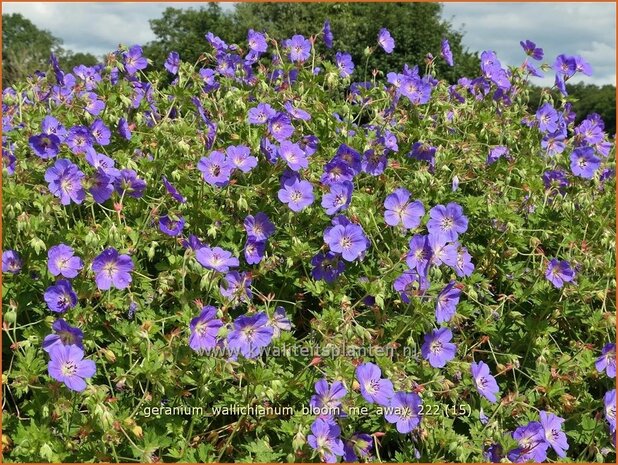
[[2, 16, 616, 465]]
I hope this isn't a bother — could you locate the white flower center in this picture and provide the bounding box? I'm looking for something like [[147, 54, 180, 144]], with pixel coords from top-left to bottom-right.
[[430, 340, 443, 354], [61, 360, 78, 377]]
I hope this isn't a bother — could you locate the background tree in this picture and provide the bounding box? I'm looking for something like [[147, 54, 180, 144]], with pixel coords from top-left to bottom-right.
[[567, 82, 616, 136], [142, 3, 479, 81], [2, 13, 98, 87], [233, 2, 479, 81], [61, 51, 99, 71], [527, 82, 616, 136], [143, 4, 235, 69], [2, 13, 62, 87]]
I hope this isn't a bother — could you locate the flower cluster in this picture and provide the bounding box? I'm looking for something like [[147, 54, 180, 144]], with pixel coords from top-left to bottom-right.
[[505, 411, 569, 462], [188, 305, 290, 360]]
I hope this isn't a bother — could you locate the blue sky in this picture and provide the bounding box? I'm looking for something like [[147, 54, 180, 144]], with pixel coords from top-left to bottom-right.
[[3, 2, 615, 86]]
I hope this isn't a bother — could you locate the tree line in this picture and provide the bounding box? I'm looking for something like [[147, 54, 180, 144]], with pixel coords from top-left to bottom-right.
[[2, 3, 614, 134], [2, 12, 98, 87]]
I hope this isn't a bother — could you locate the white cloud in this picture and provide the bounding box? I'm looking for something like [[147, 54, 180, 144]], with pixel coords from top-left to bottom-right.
[[443, 2, 616, 85], [2, 2, 227, 56]]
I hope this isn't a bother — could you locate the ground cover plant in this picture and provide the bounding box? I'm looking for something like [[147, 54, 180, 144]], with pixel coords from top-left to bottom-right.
[[1, 21, 616, 463]]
